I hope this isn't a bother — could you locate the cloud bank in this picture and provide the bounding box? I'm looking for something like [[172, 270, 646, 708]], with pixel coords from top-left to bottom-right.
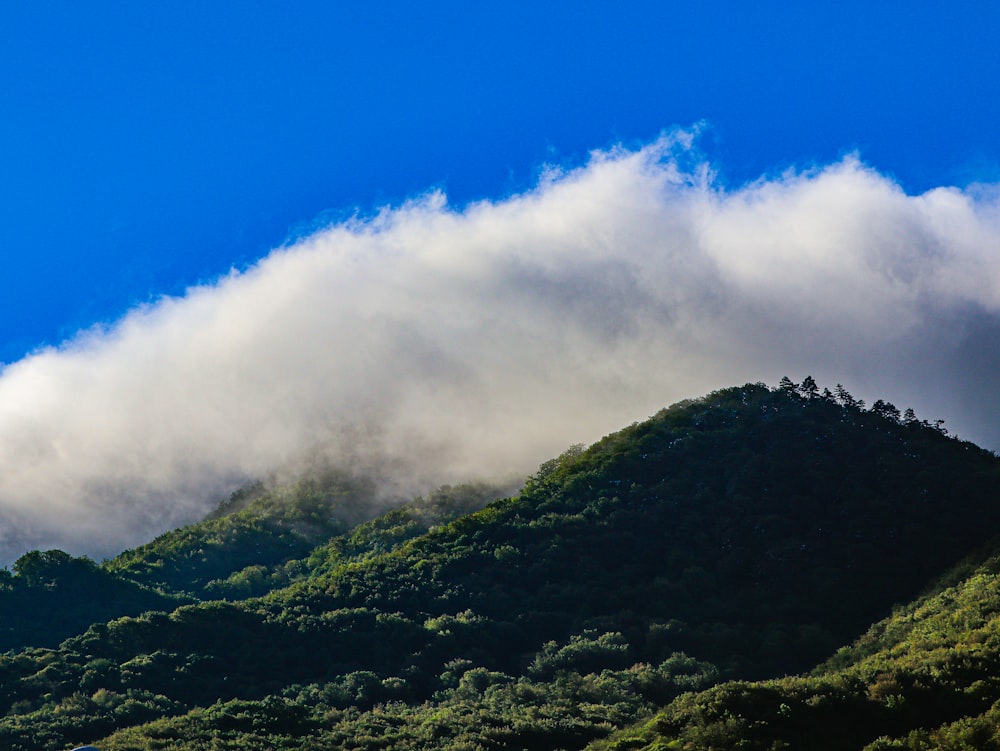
[[2, 131, 1000, 563]]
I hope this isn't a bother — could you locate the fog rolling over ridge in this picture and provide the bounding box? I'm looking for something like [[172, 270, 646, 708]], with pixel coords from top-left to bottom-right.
[[1, 131, 999, 564]]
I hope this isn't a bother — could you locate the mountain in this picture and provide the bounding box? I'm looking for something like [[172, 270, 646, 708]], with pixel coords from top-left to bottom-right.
[[0, 550, 180, 652], [1, 381, 999, 750], [590, 545, 1000, 751], [104, 475, 513, 600], [102, 471, 386, 600]]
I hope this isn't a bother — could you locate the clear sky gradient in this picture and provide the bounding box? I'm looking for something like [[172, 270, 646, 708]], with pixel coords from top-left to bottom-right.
[[2, 2, 998, 362]]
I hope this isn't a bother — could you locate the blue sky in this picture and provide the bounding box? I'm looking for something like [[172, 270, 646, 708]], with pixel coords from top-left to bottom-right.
[[4, 3, 1000, 560], [2, 2, 998, 362]]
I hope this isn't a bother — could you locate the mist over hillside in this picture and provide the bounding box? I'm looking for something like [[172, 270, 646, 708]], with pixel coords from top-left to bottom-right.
[[4, 382, 1000, 751], [2, 131, 1000, 562]]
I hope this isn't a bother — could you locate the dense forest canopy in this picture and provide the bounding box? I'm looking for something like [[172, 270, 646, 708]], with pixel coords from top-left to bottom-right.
[[2, 379, 1000, 750]]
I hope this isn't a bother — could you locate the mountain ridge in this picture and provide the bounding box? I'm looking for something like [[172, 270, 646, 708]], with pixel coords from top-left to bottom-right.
[[1, 380, 999, 749]]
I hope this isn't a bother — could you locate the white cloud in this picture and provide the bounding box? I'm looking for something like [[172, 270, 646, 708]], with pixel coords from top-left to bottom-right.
[[1, 131, 999, 563]]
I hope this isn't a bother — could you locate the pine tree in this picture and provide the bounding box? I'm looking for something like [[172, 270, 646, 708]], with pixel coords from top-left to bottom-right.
[[799, 376, 819, 399], [834, 384, 856, 407]]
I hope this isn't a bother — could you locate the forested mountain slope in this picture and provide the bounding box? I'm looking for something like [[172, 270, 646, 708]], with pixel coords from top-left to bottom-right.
[[0, 551, 181, 653], [0, 473, 506, 657], [104, 474, 508, 600], [103, 472, 385, 599], [2, 381, 999, 750], [590, 545, 1000, 751]]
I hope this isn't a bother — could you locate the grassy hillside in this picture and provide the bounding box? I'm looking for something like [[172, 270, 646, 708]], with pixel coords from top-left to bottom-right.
[[1, 380, 999, 750]]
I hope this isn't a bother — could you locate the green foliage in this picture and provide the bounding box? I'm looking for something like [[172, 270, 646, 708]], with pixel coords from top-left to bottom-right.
[[527, 631, 632, 680], [95, 643, 718, 751], [103, 472, 382, 598], [295, 381, 1000, 679], [0, 551, 179, 652], [297, 480, 517, 582], [0, 381, 998, 749], [590, 546, 1000, 751], [105, 476, 510, 600]]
